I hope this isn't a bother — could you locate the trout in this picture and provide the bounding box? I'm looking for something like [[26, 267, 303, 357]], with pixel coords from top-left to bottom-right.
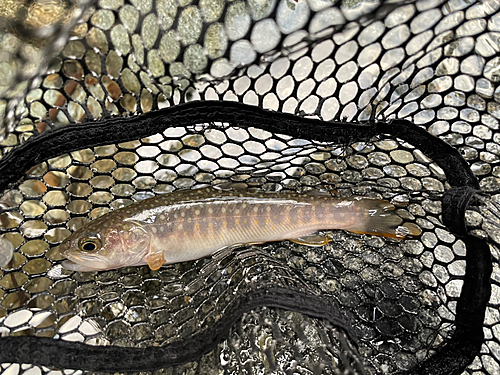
[[59, 187, 420, 272]]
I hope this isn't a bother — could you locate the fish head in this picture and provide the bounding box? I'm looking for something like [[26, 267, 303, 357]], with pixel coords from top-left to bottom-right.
[[59, 217, 150, 272]]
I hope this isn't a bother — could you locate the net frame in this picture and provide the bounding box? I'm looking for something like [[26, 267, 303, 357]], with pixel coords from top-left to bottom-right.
[[0, 0, 499, 374]]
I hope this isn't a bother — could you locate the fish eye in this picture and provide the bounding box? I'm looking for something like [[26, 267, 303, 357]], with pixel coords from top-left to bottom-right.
[[81, 241, 98, 251], [79, 233, 101, 252]]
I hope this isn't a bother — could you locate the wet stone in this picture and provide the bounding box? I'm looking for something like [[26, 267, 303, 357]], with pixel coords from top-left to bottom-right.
[[28, 295, 55, 310], [110, 199, 134, 210], [75, 283, 100, 299], [91, 159, 116, 173], [71, 149, 95, 163], [225, 1, 251, 41], [67, 166, 93, 180], [67, 200, 92, 214], [0, 212, 23, 229], [120, 274, 143, 288], [89, 191, 114, 204], [20, 240, 48, 257], [67, 183, 93, 197], [106, 320, 131, 339], [90, 176, 115, 189], [4, 309, 33, 328], [43, 191, 69, 206], [44, 209, 70, 224], [91, 207, 112, 219], [0, 272, 29, 289], [101, 302, 126, 320], [131, 323, 153, 341], [95, 145, 118, 157], [23, 258, 51, 274], [24, 277, 53, 293], [67, 217, 91, 231], [2, 291, 30, 309], [20, 201, 47, 217], [178, 6, 203, 45], [48, 155, 72, 169], [44, 228, 71, 244], [31, 312, 57, 329], [77, 300, 104, 317], [2, 251, 26, 270], [0, 190, 23, 209], [99, 284, 123, 302], [113, 168, 137, 181], [50, 280, 78, 296], [114, 152, 139, 165], [20, 221, 48, 238], [53, 297, 79, 314], [43, 171, 70, 188], [19, 181, 47, 197], [122, 290, 146, 306]]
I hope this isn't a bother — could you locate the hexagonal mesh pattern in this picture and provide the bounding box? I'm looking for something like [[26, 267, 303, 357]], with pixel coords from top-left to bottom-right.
[[0, 0, 499, 374]]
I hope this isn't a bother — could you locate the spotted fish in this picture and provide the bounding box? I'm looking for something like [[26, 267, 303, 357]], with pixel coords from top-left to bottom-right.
[[58, 187, 421, 272]]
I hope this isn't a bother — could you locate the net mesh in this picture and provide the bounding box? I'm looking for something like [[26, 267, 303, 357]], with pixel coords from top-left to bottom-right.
[[0, 0, 499, 374]]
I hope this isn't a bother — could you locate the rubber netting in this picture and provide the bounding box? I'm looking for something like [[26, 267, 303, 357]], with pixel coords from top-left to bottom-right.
[[0, 0, 499, 374]]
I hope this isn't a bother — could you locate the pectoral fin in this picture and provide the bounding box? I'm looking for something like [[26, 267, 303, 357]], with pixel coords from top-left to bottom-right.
[[290, 233, 331, 246], [146, 252, 166, 270]]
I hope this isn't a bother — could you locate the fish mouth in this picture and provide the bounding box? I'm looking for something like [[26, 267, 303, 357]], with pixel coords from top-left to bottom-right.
[[61, 259, 104, 272], [61, 252, 108, 272]]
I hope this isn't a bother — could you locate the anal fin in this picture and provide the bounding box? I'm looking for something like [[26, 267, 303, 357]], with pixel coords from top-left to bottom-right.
[[290, 233, 331, 246]]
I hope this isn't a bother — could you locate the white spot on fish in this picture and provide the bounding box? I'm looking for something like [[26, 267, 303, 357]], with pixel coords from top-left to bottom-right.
[[221, 207, 226, 213], [160, 227, 165, 232], [253, 207, 258, 213], [266, 206, 271, 212], [160, 215, 166, 220], [152, 227, 157, 234], [209, 207, 213, 214], [178, 224, 183, 230], [195, 209, 200, 215]]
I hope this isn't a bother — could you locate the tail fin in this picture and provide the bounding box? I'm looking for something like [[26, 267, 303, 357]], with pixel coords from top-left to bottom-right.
[[345, 198, 421, 239]]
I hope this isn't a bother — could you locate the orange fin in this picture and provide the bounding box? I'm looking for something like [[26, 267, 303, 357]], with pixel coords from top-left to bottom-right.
[[290, 233, 331, 246], [147, 252, 166, 270]]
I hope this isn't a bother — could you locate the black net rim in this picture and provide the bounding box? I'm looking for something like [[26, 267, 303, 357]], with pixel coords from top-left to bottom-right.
[[0, 100, 492, 374]]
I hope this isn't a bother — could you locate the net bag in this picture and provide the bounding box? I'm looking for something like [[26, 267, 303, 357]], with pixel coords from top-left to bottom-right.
[[0, 0, 499, 374]]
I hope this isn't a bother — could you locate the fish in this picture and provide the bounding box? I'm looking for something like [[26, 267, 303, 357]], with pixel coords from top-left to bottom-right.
[[58, 187, 421, 272]]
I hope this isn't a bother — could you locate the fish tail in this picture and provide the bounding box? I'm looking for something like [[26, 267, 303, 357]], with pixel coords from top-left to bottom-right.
[[345, 198, 421, 239]]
